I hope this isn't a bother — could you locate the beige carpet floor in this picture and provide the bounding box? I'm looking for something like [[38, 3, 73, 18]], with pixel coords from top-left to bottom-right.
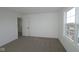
[[2, 36, 66, 52]]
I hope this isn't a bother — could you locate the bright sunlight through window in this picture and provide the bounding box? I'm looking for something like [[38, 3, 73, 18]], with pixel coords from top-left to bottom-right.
[[65, 8, 75, 41]]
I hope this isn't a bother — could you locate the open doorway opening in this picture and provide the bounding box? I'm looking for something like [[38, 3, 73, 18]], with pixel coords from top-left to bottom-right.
[[17, 17, 22, 37]]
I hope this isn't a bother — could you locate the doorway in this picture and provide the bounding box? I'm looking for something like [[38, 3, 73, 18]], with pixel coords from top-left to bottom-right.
[[17, 17, 22, 37]]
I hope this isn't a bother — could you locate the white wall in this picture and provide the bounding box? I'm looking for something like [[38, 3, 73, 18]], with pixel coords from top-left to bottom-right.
[[18, 18, 22, 32], [76, 8, 79, 39], [22, 13, 59, 38], [58, 8, 79, 52], [0, 8, 19, 47]]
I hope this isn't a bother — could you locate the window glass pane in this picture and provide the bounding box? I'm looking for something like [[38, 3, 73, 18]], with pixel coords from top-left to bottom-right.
[[65, 22, 75, 40], [67, 17, 71, 23], [70, 16, 75, 23], [67, 16, 75, 23], [65, 8, 75, 41], [67, 10, 71, 17], [70, 8, 75, 16]]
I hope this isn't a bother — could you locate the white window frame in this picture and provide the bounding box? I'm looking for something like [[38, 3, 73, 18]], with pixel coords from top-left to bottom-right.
[[64, 7, 76, 42]]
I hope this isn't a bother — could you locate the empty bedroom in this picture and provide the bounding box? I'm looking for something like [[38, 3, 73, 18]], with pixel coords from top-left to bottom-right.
[[0, 7, 79, 52]]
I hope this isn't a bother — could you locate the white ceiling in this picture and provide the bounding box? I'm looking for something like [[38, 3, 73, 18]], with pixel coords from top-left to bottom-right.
[[7, 7, 63, 14]]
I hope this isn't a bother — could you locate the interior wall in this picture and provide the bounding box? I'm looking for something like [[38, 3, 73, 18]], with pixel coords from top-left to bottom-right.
[[0, 8, 19, 47], [18, 18, 22, 33], [58, 8, 79, 52], [76, 8, 79, 40], [22, 13, 59, 38]]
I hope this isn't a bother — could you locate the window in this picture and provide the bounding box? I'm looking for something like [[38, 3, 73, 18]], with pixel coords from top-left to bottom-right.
[[65, 8, 75, 41]]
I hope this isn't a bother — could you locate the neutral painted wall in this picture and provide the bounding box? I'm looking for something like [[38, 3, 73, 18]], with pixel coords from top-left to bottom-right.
[[22, 13, 59, 38], [18, 18, 22, 32], [58, 8, 79, 52], [76, 8, 79, 39], [0, 8, 18, 47]]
